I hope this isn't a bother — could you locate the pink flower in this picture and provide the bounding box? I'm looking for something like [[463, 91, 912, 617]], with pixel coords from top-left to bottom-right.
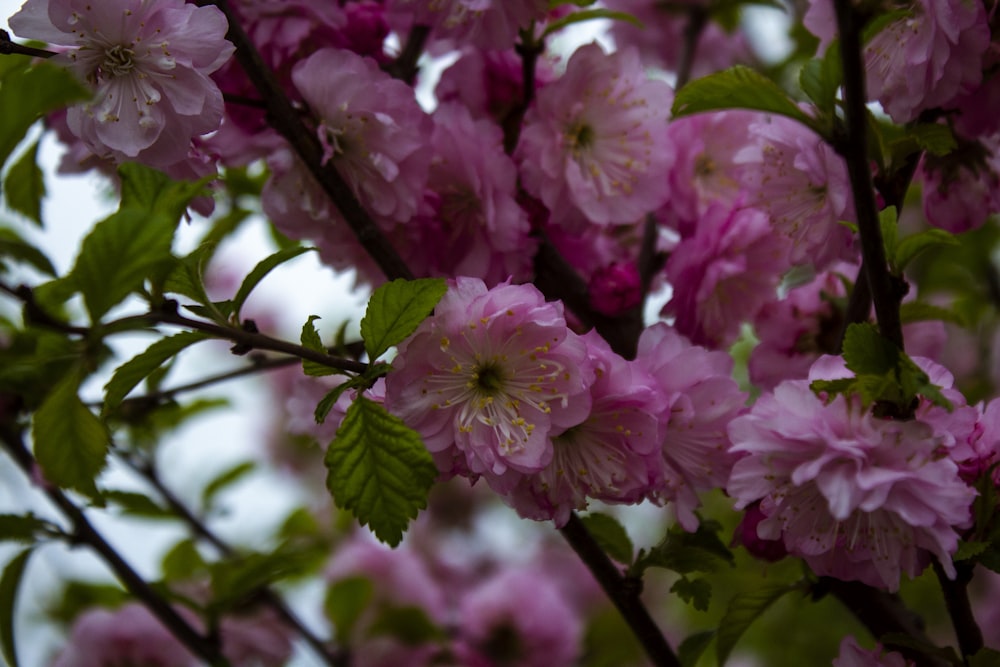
[[454, 567, 583, 667], [833, 636, 912, 667], [436, 47, 554, 124], [658, 110, 758, 237], [805, 0, 990, 123], [734, 114, 856, 269], [921, 137, 1000, 233], [10, 0, 234, 169], [588, 262, 643, 316], [663, 201, 791, 349], [727, 357, 977, 591], [603, 0, 755, 78], [637, 323, 748, 530], [384, 278, 593, 486], [404, 103, 534, 285], [502, 331, 664, 526], [50, 604, 198, 667], [516, 43, 674, 227], [388, 0, 549, 51]]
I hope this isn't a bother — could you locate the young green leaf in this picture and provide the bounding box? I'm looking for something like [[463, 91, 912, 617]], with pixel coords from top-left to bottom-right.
[[201, 461, 256, 511], [0, 515, 51, 545], [300, 315, 343, 377], [671, 576, 712, 611], [841, 323, 898, 376], [325, 576, 374, 641], [799, 41, 841, 119], [678, 629, 715, 667], [232, 246, 315, 320], [325, 397, 438, 546], [102, 490, 174, 520], [0, 548, 34, 667], [3, 140, 45, 226], [367, 606, 447, 645], [542, 9, 641, 38], [899, 301, 967, 327], [161, 539, 209, 582], [0, 60, 89, 171], [716, 582, 803, 665], [361, 278, 447, 361], [905, 123, 957, 157], [631, 520, 735, 577], [879, 206, 899, 271], [895, 228, 958, 273], [315, 380, 363, 424], [673, 66, 819, 135], [103, 331, 209, 413], [580, 512, 635, 565], [0, 228, 57, 276], [32, 369, 109, 498]]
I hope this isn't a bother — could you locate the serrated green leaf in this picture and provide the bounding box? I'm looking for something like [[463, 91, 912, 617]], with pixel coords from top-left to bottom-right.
[[671, 576, 712, 611], [325, 397, 437, 546], [102, 490, 173, 520], [810, 377, 858, 400], [232, 246, 314, 320], [842, 323, 897, 376], [117, 163, 208, 221], [326, 576, 374, 641], [632, 520, 735, 577], [3, 140, 45, 226], [906, 123, 957, 157], [970, 647, 1000, 667], [0, 228, 56, 276], [32, 368, 108, 497], [954, 540, 990, 562], [895, 228, 958, 272], [580, 513, 634, 565], [0, 549, 34, 667], [716, 582, 801, 665], [201, 461, 256, 510], [300, 315, 343, 377], [673, 66, 818, 133], [0, 515, 50, 544], [367, 606, 446, 645], [0, 61, 89, 171], [315, 381, 359, 424], [210, 546, 315, 610], [361, 278, 447, 361], [542, 8, 641, 38], [899, 301, 966, 327], [678, 629, 715, 667], [103, 332, 209, 413]]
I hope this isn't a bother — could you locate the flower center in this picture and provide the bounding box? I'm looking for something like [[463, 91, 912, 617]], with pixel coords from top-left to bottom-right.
[[101, 45, 136, 77], [473, 362, 505, 396], [567, 122, 595, 155]]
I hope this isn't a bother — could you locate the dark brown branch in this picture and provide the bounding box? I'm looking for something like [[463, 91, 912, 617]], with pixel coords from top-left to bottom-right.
[[832, 0, 905, 350], [560, 514, 680, 667], [0, 29, 56, 59], [383, 25, 430, 85], [196, 0, 413, 282], [0, 427, 228, 666], [674, 7, 708, 90], [934, 561, 983, 661]]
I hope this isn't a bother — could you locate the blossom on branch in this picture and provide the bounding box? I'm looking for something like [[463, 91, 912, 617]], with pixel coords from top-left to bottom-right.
[[516, 43, 674, 228], [10, 0, 234, 169]]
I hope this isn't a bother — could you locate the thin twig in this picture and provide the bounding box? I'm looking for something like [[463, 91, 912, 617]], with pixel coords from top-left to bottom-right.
[[0, 427, 228, 666], [383, 25, 430, 85], [933, 560, 983, 661], [674, 8, 707, 90], [0, 29, 56, 59]]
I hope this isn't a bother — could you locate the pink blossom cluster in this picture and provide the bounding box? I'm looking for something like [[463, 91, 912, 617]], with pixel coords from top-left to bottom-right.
[[384, 278, 746, 527]]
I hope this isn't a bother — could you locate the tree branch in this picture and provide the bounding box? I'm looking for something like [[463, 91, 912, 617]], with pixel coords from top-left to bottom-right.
[[0, 427, 228, 666]]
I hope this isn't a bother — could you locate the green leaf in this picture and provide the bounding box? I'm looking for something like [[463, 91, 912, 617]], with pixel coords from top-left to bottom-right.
[[103, 490, 174, 520], [842, 323, 897, 376], [678, 629, 715, 667], [673, 66, 818, 134], [232, 246, 314, 320], [68, 165, 209, 320], [103, 332, 209, 413], [671, 576, 712, 611], [954, 540, 990, 562], [0, 228, 56, 276], [716, 582, 802, 665], [799, 41, 841, 118], [906, 123, 957, 157], [210, 546, 316, 610], [46, 580, 129, 625], [325, 576, 374, 640], [3, 140, 45, 226], [0, 60, 89, 171], [32, 368, 108, 497], [580, 513, 634, 565], [300, 316, 343, 377], [542, 8, 641, 38], [0, 549, 34, 667], [315, 381, 360, 424], [325, 397, 438, 546], [367, 605, 446, 645], [162, 539, 208, 582], [201, 461, 256, 510], [899, 301, 967, 327], [895, 228, 959, 273], [0, 515, 50, 544], [361, 278, 447, 361], [632, 520, 735, 577], [880, 206, 899, 271], [969, 647, 1000, 667]]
